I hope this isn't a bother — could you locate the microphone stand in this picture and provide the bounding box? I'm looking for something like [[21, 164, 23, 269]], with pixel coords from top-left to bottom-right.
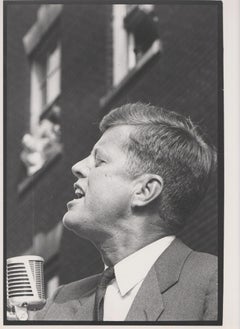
[[7, 302, 29, 321], [14, 305, 29, 321]]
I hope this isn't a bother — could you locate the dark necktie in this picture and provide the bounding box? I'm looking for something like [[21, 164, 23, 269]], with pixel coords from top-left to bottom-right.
[[94, 266, 115, 321]]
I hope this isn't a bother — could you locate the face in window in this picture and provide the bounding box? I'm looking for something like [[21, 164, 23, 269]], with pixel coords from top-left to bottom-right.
[[63, 125, 136, 243]]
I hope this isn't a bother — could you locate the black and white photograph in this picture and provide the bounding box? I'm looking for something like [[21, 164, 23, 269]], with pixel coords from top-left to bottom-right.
[[3, 0, 227, 325]]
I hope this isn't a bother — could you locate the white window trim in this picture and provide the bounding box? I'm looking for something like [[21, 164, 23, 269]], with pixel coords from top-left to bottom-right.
[[112, 5, 128, 86], [23, 4, 63, 56], [30, 61, 43, 133]]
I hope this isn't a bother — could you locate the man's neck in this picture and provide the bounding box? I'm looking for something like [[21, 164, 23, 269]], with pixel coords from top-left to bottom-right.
[[97, 228, 168, 267]]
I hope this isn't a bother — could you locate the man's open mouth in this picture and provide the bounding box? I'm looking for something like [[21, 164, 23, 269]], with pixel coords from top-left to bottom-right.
[[74, 184, 85, 199]]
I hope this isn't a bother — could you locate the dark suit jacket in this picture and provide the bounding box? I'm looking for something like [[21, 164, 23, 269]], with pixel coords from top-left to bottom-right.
[[31, 239, 218, 321]]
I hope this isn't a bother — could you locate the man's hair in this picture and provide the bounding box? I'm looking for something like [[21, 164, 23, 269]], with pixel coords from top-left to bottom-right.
[[100, 103, 217, 234]]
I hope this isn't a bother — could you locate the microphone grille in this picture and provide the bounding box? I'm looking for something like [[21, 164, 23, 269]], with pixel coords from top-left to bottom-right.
[[7, 255, 46, 309], [29, 260, 45, 299], [7, 261, 33, 298]]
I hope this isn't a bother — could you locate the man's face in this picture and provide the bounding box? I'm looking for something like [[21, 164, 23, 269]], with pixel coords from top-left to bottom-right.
[[63, 125, 136, 242]]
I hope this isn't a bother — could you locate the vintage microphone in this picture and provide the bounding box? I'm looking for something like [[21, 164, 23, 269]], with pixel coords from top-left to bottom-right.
[[7, 255, 46, 320]]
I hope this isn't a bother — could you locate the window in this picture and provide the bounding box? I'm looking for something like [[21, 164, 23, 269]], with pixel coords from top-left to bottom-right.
[[112, 4, 160, 86], [124, 5, 159, 64], [31, 40, 61, 119], [21, 5, 63, 177]]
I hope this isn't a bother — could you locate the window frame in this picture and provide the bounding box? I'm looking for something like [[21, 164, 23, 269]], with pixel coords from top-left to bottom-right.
[[100, 4, 162, 111], [19, 5, 63, 193]]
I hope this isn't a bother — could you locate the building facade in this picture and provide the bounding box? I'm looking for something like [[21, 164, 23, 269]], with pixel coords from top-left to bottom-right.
[[5, 3, 222, 295]]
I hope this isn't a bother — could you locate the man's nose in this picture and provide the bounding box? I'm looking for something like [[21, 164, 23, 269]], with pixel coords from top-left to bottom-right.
[[71, 157, 90, 178]]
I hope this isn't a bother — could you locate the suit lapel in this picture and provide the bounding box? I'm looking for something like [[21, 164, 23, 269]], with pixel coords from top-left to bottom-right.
[[72, 275, 100, 320], [126, 238, 192, 321], [73, 290, 96, 320], [125, 266, 164, 321]]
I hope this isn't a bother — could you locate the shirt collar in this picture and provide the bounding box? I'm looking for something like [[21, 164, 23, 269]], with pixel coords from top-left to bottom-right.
[[113, 236, 175, 296]]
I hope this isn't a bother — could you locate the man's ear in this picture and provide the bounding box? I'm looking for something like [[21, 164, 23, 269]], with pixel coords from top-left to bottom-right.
[[131, 174, 163, 208]]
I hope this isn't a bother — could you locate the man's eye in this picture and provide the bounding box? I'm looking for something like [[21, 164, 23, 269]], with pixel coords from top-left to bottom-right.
[[95, 158, 105, 167]]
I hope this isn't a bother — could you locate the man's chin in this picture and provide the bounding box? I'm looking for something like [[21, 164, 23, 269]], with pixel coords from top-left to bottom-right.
[[62, 212, 75, 230], [62, 211, 87, 235]]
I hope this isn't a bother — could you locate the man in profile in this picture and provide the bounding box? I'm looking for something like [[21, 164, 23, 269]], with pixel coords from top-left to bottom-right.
[[33, 103, 218, 321]]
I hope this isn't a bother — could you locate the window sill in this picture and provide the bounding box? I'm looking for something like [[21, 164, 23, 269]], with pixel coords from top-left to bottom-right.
[[18, 147, 63, 196], [99, 39, 162, 112], [40, 95, 60, 121]]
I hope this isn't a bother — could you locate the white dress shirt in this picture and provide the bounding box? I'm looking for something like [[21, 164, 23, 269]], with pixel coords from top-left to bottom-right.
[[103, 235, 175, 321]]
